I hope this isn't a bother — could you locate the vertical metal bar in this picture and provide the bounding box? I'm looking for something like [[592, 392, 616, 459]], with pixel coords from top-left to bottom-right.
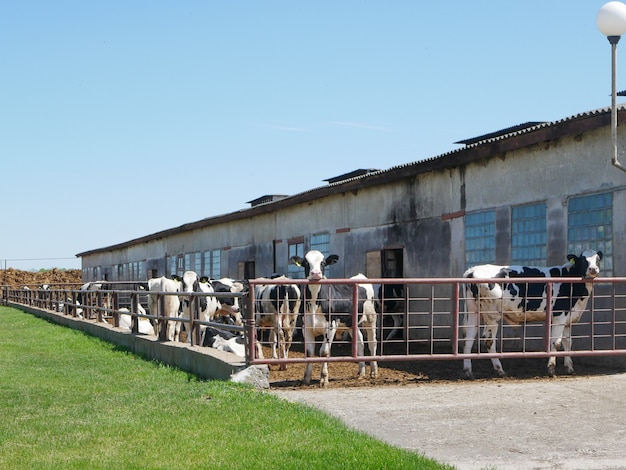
[[544, 279, 553, 353], [131, 292, 139, 334], [352, 281, 359, 359], [451, 280, 459, 356], [245, 284, 256, 365]]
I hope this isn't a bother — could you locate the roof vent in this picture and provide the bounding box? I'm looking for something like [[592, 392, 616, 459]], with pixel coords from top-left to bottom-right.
[[246, 194, 288, 207], [323, 168, 379, 185]]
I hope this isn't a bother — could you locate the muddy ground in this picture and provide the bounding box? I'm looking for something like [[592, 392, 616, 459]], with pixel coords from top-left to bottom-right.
[[263, 341, 626, 389], [0, 268, 82, 287]]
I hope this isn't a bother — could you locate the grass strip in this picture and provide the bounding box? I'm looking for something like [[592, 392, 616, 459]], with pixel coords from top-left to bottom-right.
[[0, 306, 452, 469]]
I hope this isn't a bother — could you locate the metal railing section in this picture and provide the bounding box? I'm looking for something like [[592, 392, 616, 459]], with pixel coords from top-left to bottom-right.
[[2, 277, 626, 368]]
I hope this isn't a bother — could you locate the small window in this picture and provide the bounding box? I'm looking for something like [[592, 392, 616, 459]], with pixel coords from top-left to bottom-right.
[[568, 192, 613, 275], [203, 250, 221, 278], [288, 240, 304, 279], [511, 203, 546, 266], [465, 210, 495, 270]]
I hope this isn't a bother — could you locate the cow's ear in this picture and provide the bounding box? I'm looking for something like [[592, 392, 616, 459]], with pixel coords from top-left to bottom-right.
[[199, 276, 209, 283], [171, 274, 182, 281], [290, 256, 304, 267], [567, 255, 577, 265], [597, 251, 603, 261], [326, 254, 339, 266]]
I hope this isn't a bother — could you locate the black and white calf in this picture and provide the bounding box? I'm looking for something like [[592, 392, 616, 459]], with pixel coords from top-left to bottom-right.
[[290, 250, 378, 387], [255, 276, 302, 370], [462, 250, 602, 379]]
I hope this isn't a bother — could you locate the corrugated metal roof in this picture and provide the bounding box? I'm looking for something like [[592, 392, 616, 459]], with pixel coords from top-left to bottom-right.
[[76, 105, 623, 258], [323, 169, 380, 184], [454, 122, 547, 146]]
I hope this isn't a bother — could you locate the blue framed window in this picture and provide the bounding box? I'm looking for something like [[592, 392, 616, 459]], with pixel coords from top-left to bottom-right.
[[194, 252, 201, 274], [288, 240, 304, 279], [511, 203, 547, 266], [203, 249, 221, 279], [465, 210, 495, 270], [568, 192, 612, 275]]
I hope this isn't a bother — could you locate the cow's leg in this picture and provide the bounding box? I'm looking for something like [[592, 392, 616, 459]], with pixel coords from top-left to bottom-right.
[[560, 326, 575, 375], [167, 317, 176, 342], [352, 328, 366, 379], [547, 319, 568, 376], [319, 320, 338, 387], [363, 321, 378, 378], [482, 319, 505, 377], [302, 324, 316, 385], [269, 329, 279, 360], [462, 310, 480, 379], [386, 314, 404, 340], [283, 316, 296, 361]]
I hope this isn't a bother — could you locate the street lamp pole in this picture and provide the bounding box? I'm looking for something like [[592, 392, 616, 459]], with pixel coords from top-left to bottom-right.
[[597, 1, 626, 172]]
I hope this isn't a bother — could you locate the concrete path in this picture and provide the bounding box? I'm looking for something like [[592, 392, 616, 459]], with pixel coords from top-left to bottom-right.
[[272, 373, 626, 470]]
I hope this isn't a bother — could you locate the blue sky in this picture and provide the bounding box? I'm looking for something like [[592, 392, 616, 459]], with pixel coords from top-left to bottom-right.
[[0, 1, 621, 270]]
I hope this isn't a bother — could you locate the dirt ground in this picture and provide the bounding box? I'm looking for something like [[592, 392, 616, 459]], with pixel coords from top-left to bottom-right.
[[264, 342, 626, 389], [0, 268, 82, 287]]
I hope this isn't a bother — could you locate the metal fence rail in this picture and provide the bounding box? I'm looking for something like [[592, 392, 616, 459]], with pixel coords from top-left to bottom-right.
[[247, 277, 626, 368], [3, 277, 626, 371]]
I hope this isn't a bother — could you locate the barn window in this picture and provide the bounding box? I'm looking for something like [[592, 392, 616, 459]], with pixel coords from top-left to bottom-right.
[[203, 250, 221, 278], [194, 252, 201, 274], [465, 210, 495, 269], [176, 255, 184, 276], [511, 202, 547, 266], [568, 192, 613, 275], [288, 240, 304, 279]]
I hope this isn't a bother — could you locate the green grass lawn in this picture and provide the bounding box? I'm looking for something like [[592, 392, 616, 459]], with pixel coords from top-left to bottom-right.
[[0, 306, 453, 469]]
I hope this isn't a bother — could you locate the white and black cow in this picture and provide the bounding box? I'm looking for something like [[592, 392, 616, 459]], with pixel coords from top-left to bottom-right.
[[290, 250, 378, 387], [462, 250, 603, 379], [201, 326, 246, 357], [179, 272, 246, 343], [210, 278, 246, 326], [118, 306, 156, 336], [255, 276, 302, 369], [77, 281, 111, 321], [147, 275, 182, 342], [377, 283, 406, 340], [179, 271, 210, 343]]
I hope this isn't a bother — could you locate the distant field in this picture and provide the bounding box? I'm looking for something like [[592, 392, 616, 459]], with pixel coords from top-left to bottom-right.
[[0, 306, 451, 469]]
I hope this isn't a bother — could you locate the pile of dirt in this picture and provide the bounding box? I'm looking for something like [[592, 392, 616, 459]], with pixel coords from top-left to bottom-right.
[[0, 268, 82, 287]]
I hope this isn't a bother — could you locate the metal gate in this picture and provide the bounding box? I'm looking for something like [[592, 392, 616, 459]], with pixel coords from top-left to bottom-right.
[[246, 277, 626, 368]]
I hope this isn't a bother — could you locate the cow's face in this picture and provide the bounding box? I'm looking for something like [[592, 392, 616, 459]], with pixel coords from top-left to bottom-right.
[[291, 250, 339, 280], [213, 279, 246, 325], [181, 271, 199, 293], [568, 250, 603, 278]]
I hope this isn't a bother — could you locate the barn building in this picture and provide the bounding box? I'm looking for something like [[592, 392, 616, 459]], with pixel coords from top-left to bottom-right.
[[76, 106, 626, 285]]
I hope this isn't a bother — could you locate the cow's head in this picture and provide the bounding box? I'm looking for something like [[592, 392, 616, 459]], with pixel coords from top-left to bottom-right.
[[290, 250, 339, 280], [568, 250, 603, 278], [181, 271, 199, 294], [213, 278, 246, 326]]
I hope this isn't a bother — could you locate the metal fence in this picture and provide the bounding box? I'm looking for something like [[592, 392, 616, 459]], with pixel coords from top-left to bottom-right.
[[3, 277, 626, 370]]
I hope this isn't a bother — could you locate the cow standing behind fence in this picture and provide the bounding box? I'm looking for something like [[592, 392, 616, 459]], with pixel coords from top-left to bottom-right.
[[462, 250, 603, 379]]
